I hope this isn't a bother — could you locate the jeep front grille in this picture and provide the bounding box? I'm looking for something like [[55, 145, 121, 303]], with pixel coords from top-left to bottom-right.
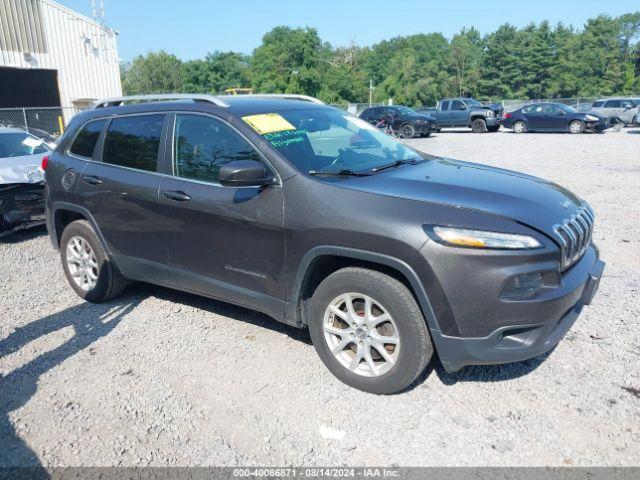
[[553, 204, 595, 270]]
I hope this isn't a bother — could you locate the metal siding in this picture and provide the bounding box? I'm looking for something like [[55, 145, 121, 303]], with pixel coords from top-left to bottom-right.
[[0, 0, 122, 118]]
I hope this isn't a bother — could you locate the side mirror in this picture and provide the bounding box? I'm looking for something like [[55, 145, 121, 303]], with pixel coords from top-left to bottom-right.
[[218, 160, 274, 187]]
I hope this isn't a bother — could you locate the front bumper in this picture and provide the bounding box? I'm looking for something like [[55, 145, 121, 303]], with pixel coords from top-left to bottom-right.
[[0, 183, 46, 238], [486, 116, 502, 127], [414, 122, 436, 134], [431, 247, 605, 372]]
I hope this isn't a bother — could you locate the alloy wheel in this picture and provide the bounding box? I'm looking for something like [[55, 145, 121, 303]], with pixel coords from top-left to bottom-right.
[[66, 236, 99, 291], [323, 293, 400, 377]]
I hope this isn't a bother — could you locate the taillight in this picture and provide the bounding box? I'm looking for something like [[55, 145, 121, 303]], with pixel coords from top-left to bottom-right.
[[503, 112, 512, 119], [41, 155, 49, 170]]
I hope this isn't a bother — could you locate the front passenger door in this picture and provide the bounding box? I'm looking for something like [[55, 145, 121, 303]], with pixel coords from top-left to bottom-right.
[[159, 113, 286, 315]]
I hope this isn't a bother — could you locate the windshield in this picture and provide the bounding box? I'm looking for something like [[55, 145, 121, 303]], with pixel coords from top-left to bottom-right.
[[464, 99, 483, 107], [248, 108, 425, 174], [394, 106, 416, 115], [557, 104, 577, 113], [0, 132, 49, 159]]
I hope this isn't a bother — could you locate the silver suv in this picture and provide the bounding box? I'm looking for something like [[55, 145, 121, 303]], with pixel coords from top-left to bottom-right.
[[591, 98, 640, 126]]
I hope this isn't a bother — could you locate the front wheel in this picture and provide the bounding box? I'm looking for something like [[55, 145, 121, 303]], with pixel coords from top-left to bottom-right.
[[400, 123, 416, 139], [569, 120, 585, 134], [471, 118, 488, 133], [60, 220, 127, 303], [308, 267, 433, 394]]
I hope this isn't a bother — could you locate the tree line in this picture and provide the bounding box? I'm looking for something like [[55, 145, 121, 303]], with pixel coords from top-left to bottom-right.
[[121, 13, 640, 107]]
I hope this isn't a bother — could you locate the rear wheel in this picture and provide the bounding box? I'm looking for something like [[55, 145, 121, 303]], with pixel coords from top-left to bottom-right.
[[400, 123, 416, 139], [60, 220, 127, 303], [471, 118, 488, 133], [569, 120, 585, 134], [308, 267, 433, 394], [513, 121, 527, 134]]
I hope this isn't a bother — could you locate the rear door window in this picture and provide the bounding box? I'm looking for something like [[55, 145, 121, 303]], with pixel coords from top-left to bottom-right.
[[102, 115, 165, 172], [440, 101, 450, 111], [69, 120, 106, 158], [592, 101, 604, 108]]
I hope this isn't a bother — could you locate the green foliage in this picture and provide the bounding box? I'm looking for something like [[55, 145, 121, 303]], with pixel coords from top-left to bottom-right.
[[121, 51, 184, 95], [121, 13, 640, 105]]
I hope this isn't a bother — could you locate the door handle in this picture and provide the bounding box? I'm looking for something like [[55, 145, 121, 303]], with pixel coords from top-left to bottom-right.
[[163, 190, 191, 202], [83, 175, 102, 185]]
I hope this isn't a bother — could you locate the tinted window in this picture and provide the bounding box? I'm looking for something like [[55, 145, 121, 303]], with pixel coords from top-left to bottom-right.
[[592, 101, 604, 108], [440, 101, 450, 111], [522, 105, 534, 114], [69, 120, 105, 158], [621, 100, 634, 109], [451, 100, 466, 111], [604, 100, 621, 108], [173, 114, 260, 183], [103, 115, 164, 172]]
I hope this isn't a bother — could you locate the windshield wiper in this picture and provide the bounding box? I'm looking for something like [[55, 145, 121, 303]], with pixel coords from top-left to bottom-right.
[[371, 159, 419, 173], [308, 169, 371, 177]]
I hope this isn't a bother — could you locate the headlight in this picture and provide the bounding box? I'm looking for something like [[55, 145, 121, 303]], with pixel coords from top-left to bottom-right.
[[486, 110, 495, 117], [585, 114, 599, 122], [431, 226, 542, 249]]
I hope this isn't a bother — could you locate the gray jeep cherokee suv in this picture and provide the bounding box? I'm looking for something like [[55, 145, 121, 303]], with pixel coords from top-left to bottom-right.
[[44, 94, 605, 394]]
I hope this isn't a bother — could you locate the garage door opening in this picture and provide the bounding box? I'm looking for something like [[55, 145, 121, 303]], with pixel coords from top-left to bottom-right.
[[0, 67, 61, 108]]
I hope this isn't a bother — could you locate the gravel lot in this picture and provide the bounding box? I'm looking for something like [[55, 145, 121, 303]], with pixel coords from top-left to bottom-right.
[[1, 128, 639, 467]]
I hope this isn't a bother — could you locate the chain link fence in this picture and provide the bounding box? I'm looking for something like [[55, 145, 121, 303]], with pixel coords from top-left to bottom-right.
[[0, 107, 85, 140]]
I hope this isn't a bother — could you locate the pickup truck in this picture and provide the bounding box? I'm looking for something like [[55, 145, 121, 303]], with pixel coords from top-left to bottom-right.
[[417, 98, 503, 133]]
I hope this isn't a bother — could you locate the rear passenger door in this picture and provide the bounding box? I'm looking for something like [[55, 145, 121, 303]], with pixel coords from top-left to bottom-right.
[[438, 100, 451, 127], [158, 113, 285, 316], [74, 113, 175, 286]]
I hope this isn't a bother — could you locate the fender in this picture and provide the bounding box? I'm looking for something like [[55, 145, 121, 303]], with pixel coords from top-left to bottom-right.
[[49, 202, 113, 257], [285, 245, 442, 335]]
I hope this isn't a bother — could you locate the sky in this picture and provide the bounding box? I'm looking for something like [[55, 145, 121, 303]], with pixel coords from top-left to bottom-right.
[[59, 0, 639, 62]]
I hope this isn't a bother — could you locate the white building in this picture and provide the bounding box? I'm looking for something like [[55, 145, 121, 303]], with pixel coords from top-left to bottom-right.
[[0, 0, 122, 118]]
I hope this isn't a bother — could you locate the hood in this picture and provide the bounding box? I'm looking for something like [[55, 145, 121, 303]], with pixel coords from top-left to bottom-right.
[[0, 153, 46, 185], [336, 158, 584, 237], [474, 103, 503, 115]]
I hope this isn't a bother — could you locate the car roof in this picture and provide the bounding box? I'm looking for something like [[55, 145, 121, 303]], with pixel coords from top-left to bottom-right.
[[73, 96, 335, 126]]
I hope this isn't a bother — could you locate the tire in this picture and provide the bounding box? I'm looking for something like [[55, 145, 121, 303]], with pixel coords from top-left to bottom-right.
[[60, 220, 127, 303], [569, 120, 585, 134], [400, 123, 416, 139], [513, 121, 527, 134], [471, 118, 488, 133], [308, 267, 433, 394], [487, 125, 500, 132]]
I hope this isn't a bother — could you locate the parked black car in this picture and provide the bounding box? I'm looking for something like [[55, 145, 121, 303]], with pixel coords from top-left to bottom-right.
[[45, 94, 604, 394], [502, 103, 608, 133], [417, 98, 503, 133], [359, 105, 436, 138]]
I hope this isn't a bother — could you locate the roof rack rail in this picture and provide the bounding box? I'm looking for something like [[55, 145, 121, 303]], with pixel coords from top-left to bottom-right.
[[94, 94, 230, 109], [247, 94, 324, 104]]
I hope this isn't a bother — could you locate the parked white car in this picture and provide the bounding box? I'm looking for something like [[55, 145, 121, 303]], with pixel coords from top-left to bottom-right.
[[0, 127, 50, 237]]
